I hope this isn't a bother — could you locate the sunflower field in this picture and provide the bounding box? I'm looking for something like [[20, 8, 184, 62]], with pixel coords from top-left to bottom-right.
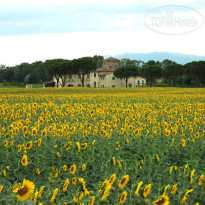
[[0, 87, 205, 205]]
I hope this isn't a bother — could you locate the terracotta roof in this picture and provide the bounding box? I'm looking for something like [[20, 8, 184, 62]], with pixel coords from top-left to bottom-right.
[[104, 57, 120, 61], [98, 72, 113, 76], [96, 65, 116, 72]]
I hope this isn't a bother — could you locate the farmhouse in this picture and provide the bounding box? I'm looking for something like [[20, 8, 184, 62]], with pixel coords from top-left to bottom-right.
[[51, 57, 146, 87], [90, 57, 146, 88]]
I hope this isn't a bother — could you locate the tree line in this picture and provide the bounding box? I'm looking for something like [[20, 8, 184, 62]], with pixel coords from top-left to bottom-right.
[[115, 59, 205, 87], [0, 56, 204, 87]]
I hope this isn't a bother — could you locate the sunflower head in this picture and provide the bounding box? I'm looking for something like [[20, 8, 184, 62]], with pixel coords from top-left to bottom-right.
[[70, 164, 77, 175], [120, 191, 127, 204], [143, 184, 152, 198], [153, 195, 169, 205], [118, 175, 129, 189], [13, 179, 35, 201], [26, 141, 32, 149], [21, 154, 28, 166]]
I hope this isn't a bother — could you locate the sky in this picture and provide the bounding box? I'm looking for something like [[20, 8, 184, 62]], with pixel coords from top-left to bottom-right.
[[0, 0, 204, 66]]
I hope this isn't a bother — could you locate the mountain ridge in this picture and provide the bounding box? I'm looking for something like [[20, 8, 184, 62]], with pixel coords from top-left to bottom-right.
[[104, 52, 205, 65]]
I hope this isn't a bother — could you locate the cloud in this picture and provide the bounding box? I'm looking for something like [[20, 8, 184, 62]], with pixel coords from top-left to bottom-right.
[[0, 26, 205, 66], [0, 0, 203, 35], [0, 0, 204, 65]]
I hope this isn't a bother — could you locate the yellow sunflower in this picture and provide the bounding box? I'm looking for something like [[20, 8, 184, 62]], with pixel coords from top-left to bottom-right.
[[38, 186, 45, 198], [31, 127, 38, 136], [65, 141, 72, 150], [143, 184, 152, 198], [17, 145, 22, 152], [33, 191, 38, 203], [63, 165, 67, 172], [72, 177, 77, 184], [41, 129, 47, 137], [70, 164, 77, 175], [82, 163, 86, 171], [22, 126, 28, 133], [190, 169, 195, 184], [135, 181, 143, 196], [117, 160, 122, 171], [0, 185, 3, 194], [91, 140, 95, 146], [50, 188, 58, 203], [112, 157, 116, 166], [63, 178, 69, 192], [37, 138, 42, 147], [79, 191, 84, 200], [36, 169, 40, 175], [109, 173, 116, 186], [24, 132, 30, 138], [21, 154, 28, 166], [181, 189, 193, 204], [13, 179, 35, 201], [171, 184, 177, 194], [153, 195, 169, 205], [101, 185, 111, 200], [25, 141, 32, 149], [118, 175, 129, 189], [82, 143, 88, 149], [76, 142, 81, 151], [198, 174, 204, 186], [120, 191, 127, 204], [162, 184, 170, 196], [181, 139, 186, 147], [3, 140, 8, 147]]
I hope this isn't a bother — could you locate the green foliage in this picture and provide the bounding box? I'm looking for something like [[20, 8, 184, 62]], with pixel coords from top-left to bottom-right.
[[114, 65, 138, 87], [141, 64, 161, 87], [71, 57, 96, 87], [162, 62, 184, 86], [92, 55, 104, 68], [0, 88, 204, 204], [184, 61, 205, 86], [43, 59, 71, 87]]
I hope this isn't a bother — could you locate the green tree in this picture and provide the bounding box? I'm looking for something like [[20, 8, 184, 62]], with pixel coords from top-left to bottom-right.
[[43, 59, 70, 87], [72, 57, 96, 87], [92, 55, 104, 68], [113, 65, 138, 87], [185, 61, 205, 87], [162, 62, 184, 86], [141, 64, 161, 87], [0, 65, 7, 82], [161, 59, 174, 69], [29, 61, 51, 84], [120, 58, 133, 66]]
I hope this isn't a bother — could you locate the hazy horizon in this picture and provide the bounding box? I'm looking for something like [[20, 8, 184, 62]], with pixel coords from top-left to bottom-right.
[[0, 0, 204, 66]]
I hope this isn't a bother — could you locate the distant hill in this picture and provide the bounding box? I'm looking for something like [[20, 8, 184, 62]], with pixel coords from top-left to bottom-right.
[[104, 52, 205, 65]]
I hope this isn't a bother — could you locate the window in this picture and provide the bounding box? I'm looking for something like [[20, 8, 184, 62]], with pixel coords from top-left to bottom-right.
[[87, 84, 90, 87], [128, 83, 132, 87], [112, 85, 116, 87], [78, 74, 81, 79], [142, 80, 144, 85], [78, 84, 81, 87], [138, 80, 140, 86], [69, 74, 72, 79], [87, 74, 90, 79], [68, 84, 73, 87], [94, 73, 96, 77], [112, 77, 115, 80]]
